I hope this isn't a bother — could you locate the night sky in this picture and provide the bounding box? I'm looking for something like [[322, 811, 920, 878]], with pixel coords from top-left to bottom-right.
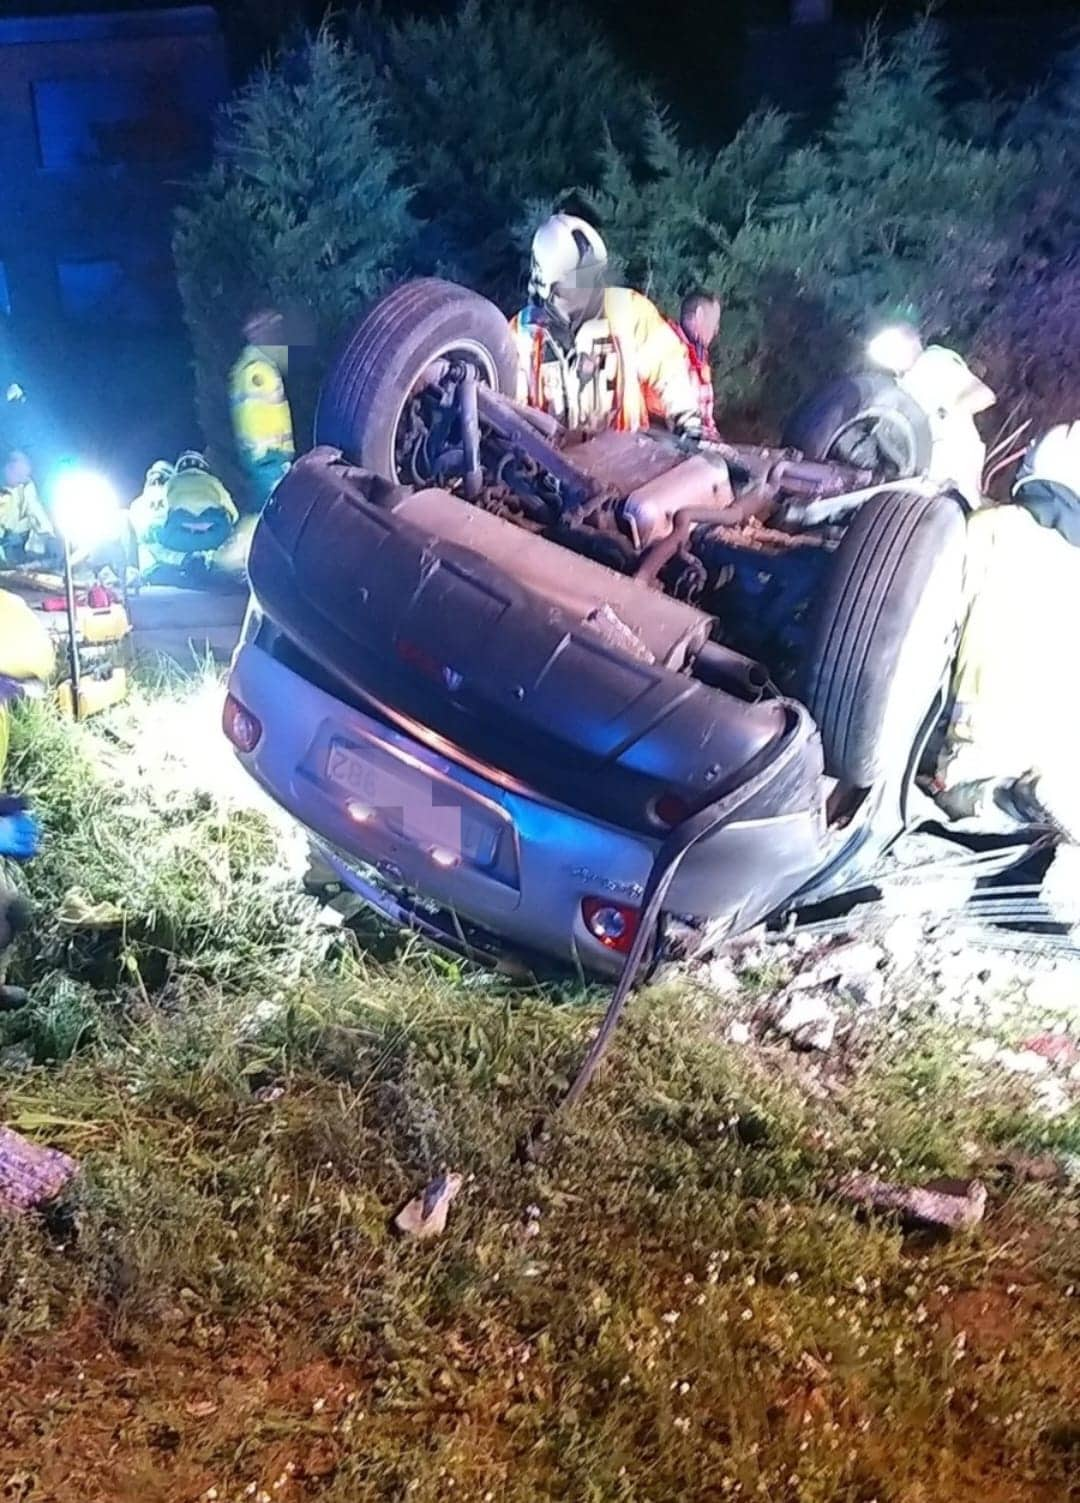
[[1, 0, 1077, 124]]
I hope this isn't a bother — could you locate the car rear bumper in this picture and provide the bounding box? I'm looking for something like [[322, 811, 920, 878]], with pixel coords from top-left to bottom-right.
[[229, 642, 662, 975], [227, 641, 829, 976]]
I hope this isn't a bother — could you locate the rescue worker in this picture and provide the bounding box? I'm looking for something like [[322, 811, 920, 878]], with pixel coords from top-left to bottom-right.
[[0, 449, 60, 568], [865, 319, 994, 510], [936, 422, 1080, 842], [671, 290, 722, 439], [229, 309, 296, 509], [141, 450, 242, 585], [128, 460, 173, 552], [510, 215, 702, 437]]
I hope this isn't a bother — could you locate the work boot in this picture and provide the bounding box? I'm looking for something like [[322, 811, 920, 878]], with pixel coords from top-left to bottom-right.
[[0, 891, 31, 1011], [0, 890, 31, 949], [1010, 770, 1080, 847]]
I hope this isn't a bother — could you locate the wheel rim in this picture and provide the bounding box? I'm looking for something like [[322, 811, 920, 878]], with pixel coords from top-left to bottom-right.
[[389, 339, 499, 487], [826, 407, 920, 480]]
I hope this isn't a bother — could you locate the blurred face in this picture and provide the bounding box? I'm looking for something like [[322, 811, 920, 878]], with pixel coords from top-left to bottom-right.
[[685, 300, 722, 349], [2, 451, 31, 489]]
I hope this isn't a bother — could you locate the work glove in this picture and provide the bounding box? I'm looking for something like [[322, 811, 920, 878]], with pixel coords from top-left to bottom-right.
[[673, 411, 704, 443], [0, 798, 40, 862]]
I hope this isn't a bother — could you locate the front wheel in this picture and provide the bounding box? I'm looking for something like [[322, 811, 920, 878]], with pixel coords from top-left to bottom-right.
[[783, 373, 933, 481]]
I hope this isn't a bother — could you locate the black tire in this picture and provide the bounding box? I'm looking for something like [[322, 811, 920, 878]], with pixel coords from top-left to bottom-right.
[[783, 373, 933, 478], [800, 489, 966, 787], [315, 278, 518, 480]]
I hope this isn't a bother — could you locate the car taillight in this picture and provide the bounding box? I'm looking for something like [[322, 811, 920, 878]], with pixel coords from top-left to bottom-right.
[[223, 692, 262, 753], [581, 897, 641, 954]]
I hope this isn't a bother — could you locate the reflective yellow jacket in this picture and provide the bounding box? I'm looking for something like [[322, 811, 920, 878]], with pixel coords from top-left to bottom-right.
[[509, 287, 699, 433], [229, 345, 295, 466], [164, 468, 238, 524], [0, 481, 52, 542], [0, 588, 55, 780], [939, 505, 1080, 792]]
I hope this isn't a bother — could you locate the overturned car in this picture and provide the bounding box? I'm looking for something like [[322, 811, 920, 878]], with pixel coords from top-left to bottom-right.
[[226, 279, 983, 977]]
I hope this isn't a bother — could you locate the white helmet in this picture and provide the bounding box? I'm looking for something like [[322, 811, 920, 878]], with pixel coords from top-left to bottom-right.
[[529, 214, 608, 303], [1014, 422, 1080, 498]]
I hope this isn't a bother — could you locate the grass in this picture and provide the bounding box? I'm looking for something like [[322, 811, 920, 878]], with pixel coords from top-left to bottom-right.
[[0, 673, 1077, 1502]]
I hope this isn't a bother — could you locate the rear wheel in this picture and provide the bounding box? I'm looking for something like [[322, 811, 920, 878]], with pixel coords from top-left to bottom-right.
[[800, 489, 966, 788], [315, 279, 518, 483], [783, 373, 932, 480]]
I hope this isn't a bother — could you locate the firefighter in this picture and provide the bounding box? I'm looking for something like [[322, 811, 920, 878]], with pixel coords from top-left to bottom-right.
[[671, 290, 722, 439], [510, 215, 702, 437], [142, 450, 240, 582], [128, 460, 173, 552], [936, 422, 1080, 842], [0, 449, 61, 568], [229, 309, 296, 509]]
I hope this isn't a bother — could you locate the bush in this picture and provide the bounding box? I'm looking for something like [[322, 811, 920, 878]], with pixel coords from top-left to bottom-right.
[[350, 0, 652, 306], [584, 19, 1036, 426], [173, 30, 417, 495], [176, 10, 1080, 456]]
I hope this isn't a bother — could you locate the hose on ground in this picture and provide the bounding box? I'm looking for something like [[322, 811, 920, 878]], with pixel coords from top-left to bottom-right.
[[559, 735, 802, 1113]]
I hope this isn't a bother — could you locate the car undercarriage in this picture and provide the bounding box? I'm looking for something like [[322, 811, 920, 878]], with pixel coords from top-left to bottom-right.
[[230, 278, 1056, 982]]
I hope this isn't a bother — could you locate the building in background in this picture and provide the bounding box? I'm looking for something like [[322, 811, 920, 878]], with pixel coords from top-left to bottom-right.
[[0, 5, 227, 491]]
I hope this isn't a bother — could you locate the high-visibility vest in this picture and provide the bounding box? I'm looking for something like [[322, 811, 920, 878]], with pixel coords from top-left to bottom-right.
[[939, 505, 1080, 794], [509, 288, 697, 433], [229, 345, 295, 466]]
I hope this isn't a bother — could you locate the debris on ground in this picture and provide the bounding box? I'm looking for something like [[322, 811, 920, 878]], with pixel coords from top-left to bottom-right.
[[1040, 841, 1080, 923], [1019, 1032, 1079, 1067], [994, 1047, 1052, 1076], [56, 891, 125, 930], [0, 1125, 79, 1214], [726, 1020, 751, 1046], [833, 1173, 987, 1231], [991, 1149, 1066, 1185], [1032, 1076, 1073, 1119], [773, 990, 837, 1051], [703, 955, 740, 996], [790, 939, 886, 995], [394, 1170, 463, 1240]]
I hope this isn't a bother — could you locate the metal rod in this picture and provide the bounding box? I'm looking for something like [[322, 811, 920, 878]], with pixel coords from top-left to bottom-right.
[[63, 538, 81, 721], [460, 369, 482, 502]]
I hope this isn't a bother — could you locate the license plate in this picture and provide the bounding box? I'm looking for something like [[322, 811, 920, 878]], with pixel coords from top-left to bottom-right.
[[325, 740, 500, 869]]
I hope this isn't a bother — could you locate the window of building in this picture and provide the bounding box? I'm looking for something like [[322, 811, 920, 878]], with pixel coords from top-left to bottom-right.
[[33, 74, 204, 171], [57, 257, 165, 328]]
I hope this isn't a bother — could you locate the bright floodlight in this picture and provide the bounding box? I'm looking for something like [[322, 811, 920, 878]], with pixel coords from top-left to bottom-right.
[[866, 324, 923, 375], [52, 467, 122, 549]]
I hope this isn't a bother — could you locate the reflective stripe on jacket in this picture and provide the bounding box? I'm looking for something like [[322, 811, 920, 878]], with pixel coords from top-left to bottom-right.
[[509, 288, 698, 433], [939, 505, 1080, 792]]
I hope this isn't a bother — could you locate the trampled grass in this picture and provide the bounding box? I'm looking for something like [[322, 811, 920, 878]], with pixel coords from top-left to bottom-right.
[[0, 675, 1077, 1502]]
